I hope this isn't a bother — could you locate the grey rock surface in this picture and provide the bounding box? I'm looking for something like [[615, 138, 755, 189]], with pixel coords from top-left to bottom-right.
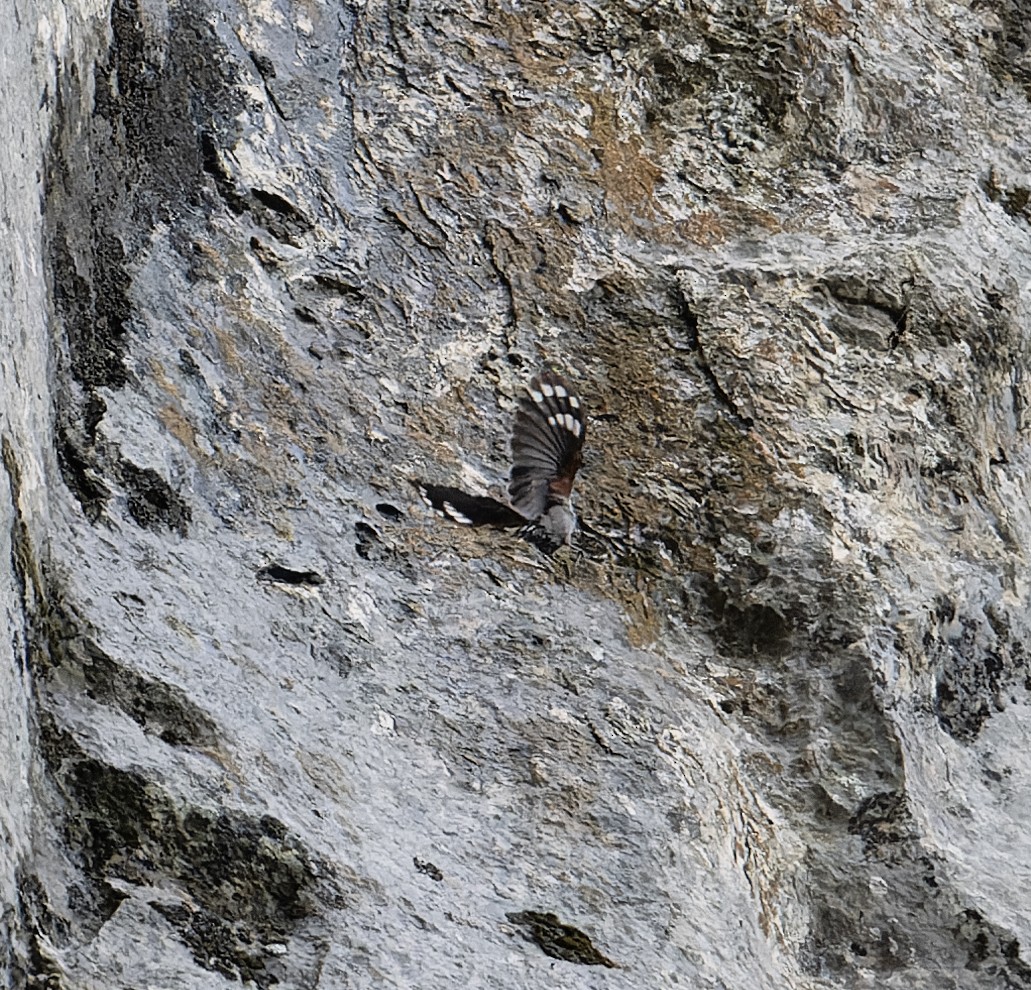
[[4, 0, 1031, 986]]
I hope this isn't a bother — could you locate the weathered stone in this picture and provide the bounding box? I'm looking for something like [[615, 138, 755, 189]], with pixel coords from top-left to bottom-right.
[[4, 0, 1031, 987]]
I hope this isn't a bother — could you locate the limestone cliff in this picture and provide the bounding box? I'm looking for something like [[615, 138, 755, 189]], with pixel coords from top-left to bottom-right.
[[4, 0, 1031, 986]]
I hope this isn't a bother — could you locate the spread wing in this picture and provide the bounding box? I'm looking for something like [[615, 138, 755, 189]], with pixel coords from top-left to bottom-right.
[[508, 369, 585, 520], [413, 482, 528, 528]]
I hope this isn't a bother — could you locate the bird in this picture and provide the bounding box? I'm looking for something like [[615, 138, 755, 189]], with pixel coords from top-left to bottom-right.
[[414, 369, 586, 545]]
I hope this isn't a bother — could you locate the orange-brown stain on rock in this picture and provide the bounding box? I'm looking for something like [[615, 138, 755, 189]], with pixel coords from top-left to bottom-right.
[[585, 92, 664, 227]]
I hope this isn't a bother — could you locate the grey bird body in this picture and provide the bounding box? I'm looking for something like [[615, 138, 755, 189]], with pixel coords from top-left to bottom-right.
[[540, 500, 577, 546]]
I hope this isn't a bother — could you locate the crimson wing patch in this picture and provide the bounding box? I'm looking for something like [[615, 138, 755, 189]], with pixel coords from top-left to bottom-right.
[[413, 368, 585, 544]]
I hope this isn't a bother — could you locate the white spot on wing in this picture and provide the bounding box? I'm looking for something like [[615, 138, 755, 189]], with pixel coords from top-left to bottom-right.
[[547, 415, 558, 427], [541, 383, 555, 397], [572, 420, 582, 437], [529, 389, 544, 404], [442, 502, 474, 525], [553, 385, 567, 398], [568, 395, 580, 409]]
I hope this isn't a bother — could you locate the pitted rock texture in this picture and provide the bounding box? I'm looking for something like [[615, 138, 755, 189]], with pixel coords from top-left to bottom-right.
[[3, 0, 1031, 987]]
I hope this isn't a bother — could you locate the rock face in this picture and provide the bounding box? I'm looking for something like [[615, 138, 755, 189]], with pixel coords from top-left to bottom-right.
[[4, 0, 1031, 986]]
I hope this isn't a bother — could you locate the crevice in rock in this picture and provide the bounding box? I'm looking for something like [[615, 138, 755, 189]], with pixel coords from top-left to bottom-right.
[[116, 460, 192, 537], [824, 275, 910, 350], [256, 564, 325, 586], [14, 868, 85, 985], [249, 188, 316, 246], [2, 437, 43, 642], [676, 294, 754, 427], [374, 502, 403, 521], [354, 521, 385, 561]]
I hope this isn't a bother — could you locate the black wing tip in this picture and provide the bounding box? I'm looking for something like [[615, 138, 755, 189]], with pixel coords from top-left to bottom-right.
[[411, 478, 441, 508], [412, 481, 527, 529]]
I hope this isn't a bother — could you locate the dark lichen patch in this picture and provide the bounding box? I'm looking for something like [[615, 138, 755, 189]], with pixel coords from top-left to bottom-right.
[[985, 171, 1031, 223], [49, 226, 132, 391], [978, 3, 1031, 99], [65, 875, 129, 942], [151, 902, 278, 989], [716, 600, 793, 659], [933, 659, 1003, 743], [848, 791, 913, 851], [76, 638, 219, 749], [506, 911, 617, 968], [55, 428, 110, 523], [45, 736, 325, 985], [316, 643, 353, 679], [95, 0, 244, 222], [926, 603, 1007, 743], [116, 460, 192, 536], [13, 869, 81, 986], [809, 900, 914, 976], [45, 0, 246, 527], [413, 857, 443, 881], [53, 427, 192, 537], [34, 599, 216, 748], [954, 909, 1031, 985]]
